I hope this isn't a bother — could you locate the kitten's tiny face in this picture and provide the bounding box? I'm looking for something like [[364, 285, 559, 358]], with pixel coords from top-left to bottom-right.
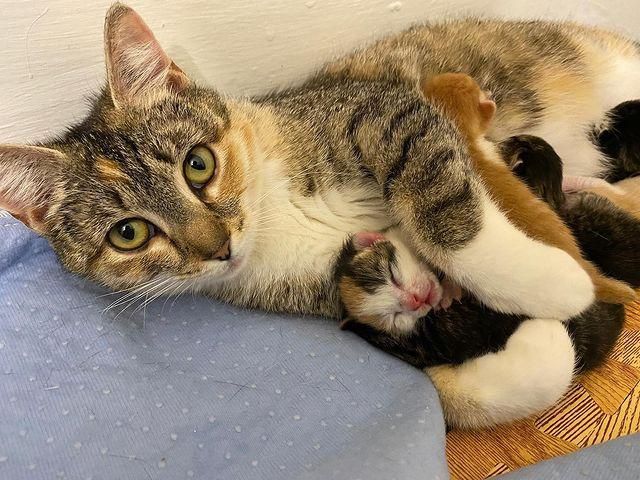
[[338, 231, 442, 333], [0, 5, 265, 291]]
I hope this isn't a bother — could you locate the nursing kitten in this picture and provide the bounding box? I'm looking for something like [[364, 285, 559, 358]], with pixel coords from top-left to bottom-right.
[[339, 133, 640, 428], [500, 132, 640, 286], [3, 6, 640, 324], [421, 72, 635, 304]]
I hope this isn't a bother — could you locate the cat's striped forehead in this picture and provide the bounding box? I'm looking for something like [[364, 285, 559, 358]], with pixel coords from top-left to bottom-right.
[[55, 87, 229, 209]]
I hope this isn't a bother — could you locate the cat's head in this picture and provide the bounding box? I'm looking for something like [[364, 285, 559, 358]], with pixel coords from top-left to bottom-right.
[[0, 4, 263, 290]]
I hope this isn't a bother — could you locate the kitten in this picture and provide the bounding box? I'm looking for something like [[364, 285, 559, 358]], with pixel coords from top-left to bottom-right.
[[421, 72, 635, 304], [337, 227, 624, 428], [502, 134, 640, 287], [4, 5, 640, 323]]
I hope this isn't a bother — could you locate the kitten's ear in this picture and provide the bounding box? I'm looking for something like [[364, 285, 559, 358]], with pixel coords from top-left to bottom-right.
[[0, 145, 66, 234], [353, 232, 385, 250], [104, 3, 190, 107], [478, 93, 497, 125]]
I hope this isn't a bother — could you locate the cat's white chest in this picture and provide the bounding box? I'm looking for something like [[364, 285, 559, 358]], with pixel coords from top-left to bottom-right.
[[248, 183, 392, 279]]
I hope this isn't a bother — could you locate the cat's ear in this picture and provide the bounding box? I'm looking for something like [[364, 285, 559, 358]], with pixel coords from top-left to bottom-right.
[[104, 3, 190, 107], [0, 145, 66, 234]]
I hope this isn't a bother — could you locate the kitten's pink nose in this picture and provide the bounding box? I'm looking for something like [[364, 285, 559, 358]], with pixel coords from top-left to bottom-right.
[[406, 291, 429, 311]]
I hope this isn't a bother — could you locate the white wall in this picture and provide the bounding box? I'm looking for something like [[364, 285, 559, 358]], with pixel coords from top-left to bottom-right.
[[1, 0, 639, 144]]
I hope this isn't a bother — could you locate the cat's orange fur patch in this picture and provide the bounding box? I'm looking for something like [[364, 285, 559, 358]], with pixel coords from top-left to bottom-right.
[[96, 157, 129, 183], [533, 64, 595, 120]]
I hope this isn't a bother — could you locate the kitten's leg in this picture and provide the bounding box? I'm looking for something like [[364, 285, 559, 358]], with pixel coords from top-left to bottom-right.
[[427, 318, 575, 429]]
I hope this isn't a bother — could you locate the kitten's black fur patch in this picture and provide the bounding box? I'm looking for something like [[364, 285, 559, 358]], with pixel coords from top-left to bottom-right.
[[561, 192, 640, 286], [344, 299, 624, 374], [593, 100, 640, 182], [499, 135, 565, 210], [335, 239, 397, 295]]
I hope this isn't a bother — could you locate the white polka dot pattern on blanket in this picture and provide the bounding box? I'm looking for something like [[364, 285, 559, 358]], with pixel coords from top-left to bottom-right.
[[0, 217, 446, 479]]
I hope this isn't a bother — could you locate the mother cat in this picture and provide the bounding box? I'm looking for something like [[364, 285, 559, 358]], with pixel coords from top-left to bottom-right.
[[0, 7, 638, 371]]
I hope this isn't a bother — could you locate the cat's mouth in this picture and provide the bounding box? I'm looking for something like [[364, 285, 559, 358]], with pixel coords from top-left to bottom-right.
[[178, 252, 247, 283]]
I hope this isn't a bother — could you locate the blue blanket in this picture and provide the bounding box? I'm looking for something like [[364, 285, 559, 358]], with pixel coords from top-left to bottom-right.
[[0, 214, 448, 479]]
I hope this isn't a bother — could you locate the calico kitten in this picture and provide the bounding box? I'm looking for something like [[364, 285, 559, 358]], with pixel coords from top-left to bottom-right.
[[1, 4, 614, 322], [421, 72, 635, 304]]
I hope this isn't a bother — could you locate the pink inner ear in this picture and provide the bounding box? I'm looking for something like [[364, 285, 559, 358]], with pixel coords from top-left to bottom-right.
[[106, 5, 189, 104], [353, 232, 385, 250], [111, 9, 170, 86], [479, 98, 497, 122]]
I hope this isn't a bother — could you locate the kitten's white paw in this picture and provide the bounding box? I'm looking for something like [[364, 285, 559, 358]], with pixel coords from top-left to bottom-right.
[[391, 312, 420, 333], [437, 277, 462, 310]]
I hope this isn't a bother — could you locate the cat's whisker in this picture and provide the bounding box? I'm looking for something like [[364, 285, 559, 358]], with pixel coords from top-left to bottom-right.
[[96, 279, 163, 300], [109, 277, 174, 320], [102, 277, 168, 314], [130, 278, 179, 316], [170, 278, 194, 309]]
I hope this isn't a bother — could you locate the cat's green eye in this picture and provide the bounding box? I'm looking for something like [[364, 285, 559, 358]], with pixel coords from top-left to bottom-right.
[[184, 145, 216, 188], [108, 219, 153, 251]]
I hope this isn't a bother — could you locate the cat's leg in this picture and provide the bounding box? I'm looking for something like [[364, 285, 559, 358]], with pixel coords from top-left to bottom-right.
[[358, 94, 594, 319], [427, 318, 575, 429], [434, 193, 594, 318]]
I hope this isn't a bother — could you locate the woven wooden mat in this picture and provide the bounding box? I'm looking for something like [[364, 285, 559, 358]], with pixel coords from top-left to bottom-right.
[[446, 303, 640, 479]]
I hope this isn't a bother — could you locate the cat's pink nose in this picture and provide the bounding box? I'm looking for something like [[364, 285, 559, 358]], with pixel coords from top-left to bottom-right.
[[212, 238, 231, 261]]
